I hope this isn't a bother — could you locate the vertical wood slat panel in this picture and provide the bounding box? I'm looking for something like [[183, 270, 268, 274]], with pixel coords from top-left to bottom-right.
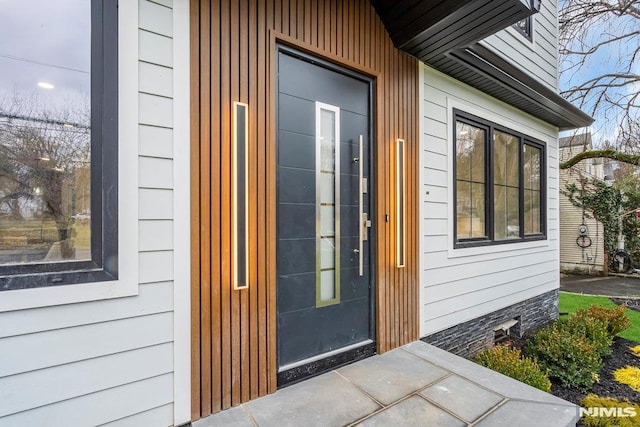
[[192, 0, 420, 418], [199, 0, 212, 417], [190, 0, 202, 419], [219, 0, 232, 410], [210, 0, 223, 414], [258, 0, 270, 397], [230, 0, 242, 407], [248, 0, 260, 403], [239, 0, 251, 406]]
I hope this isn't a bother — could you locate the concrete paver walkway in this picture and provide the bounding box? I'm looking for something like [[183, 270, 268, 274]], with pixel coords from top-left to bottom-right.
[[194, 341, 578, 427]]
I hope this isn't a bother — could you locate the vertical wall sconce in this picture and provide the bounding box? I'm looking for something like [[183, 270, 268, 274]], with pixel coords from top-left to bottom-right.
[[233, 101, 249, 290], [396, 139, 406, 268]]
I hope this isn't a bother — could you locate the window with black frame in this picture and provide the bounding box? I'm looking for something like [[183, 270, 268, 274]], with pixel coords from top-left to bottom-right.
[[0, 0, 117, 289], [513, 16, 532, 40], [454, 110, 545, 248]]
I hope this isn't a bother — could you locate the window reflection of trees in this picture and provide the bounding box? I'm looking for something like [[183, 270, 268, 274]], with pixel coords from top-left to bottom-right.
[[494, 131, 520, 240], [524, 144, 541, 235], [456, 122, 486, 239], [0, 97, 90, 264]]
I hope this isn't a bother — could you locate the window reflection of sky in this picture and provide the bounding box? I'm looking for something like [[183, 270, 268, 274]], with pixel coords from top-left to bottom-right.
[[0, 0, 90, 116]]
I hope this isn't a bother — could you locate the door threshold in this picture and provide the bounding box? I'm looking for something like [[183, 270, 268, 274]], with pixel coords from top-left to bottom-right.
[[277, 340, 376, 388]]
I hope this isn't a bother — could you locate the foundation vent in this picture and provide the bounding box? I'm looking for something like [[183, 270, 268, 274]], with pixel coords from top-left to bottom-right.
[[493, 318, 519, 345]]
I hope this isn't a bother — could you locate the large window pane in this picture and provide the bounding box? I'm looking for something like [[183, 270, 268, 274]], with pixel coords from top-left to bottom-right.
[[456, 121, 486, 239], [0, 0, 91, 265], [524, 143, 542, 234], [494, 131, 520, 240], [454, 111, 546, 248]]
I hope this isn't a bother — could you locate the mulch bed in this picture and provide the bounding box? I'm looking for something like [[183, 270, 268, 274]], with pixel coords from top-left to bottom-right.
[[549, 337, 640, 405]]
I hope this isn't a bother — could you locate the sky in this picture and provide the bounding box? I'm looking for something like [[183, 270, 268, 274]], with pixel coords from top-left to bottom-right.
[[557, 1, 639, 146], [0, 0, 91, 120]]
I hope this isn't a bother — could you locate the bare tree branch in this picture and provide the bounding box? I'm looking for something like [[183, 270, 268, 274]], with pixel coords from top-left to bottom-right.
[[560, 0, 640, 142], [560, 149, 640, 169]]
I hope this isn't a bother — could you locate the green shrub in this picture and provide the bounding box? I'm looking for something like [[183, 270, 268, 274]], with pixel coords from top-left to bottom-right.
[[580, 394, 640, 427], [475, 345, 551, 392], [526, 323, 602, 390], [574, 305, 631, 337], [560, 315, 612, 357]]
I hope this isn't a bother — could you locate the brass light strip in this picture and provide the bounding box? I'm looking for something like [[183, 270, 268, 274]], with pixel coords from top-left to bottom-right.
[[397, 138, 406, 268], [233, 101, 249, 290]]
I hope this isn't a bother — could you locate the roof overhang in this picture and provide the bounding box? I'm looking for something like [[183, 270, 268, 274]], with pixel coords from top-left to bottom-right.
[[440, 44, 594, 130], [371, 0, 593, 130], [371, 0, 540, 61]]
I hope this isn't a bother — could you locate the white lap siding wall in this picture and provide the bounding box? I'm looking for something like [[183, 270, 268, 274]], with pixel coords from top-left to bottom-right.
[[0, 1, 189, 425], [481, 0, 559, 91], [419, 63, 560, 338]]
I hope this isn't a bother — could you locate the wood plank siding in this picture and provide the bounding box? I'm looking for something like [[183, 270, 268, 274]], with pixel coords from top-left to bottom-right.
[[191, 0, 419, 419]]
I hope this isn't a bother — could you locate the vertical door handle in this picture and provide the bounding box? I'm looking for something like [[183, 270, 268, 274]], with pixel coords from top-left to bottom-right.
[[358, 135, 364, 276]]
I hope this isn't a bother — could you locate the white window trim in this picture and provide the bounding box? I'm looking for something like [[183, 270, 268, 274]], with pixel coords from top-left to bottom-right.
[[446, 97, 551, 259], [0, 1, 139, 312], [173, 0, 191, 424]]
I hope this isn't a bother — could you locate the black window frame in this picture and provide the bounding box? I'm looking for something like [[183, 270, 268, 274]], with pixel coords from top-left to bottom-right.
[[453, 109, 546, 249], [513, 15, 533, 41], [0, 0, 118, 290]]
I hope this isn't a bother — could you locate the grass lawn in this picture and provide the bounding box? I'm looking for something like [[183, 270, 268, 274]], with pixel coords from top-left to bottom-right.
[[559, 292, 640, 343]]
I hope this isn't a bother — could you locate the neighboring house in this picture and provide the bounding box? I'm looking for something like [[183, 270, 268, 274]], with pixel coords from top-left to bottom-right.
[[558, 134, 606, 274], [0, 1, 591, 426]]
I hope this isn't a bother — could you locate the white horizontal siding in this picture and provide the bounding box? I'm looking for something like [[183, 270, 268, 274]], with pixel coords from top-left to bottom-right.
[[0, 282, 172, 339], [423, 281, 558, 336], [139, 30, 173, 68], [0, 343, 173, 417], [140, 251, 174, 284], [0, 1, 178, 425], [101, 404, 174, 427], [0, 374, 174, 427], [420, 64, 560, 337], [140, 156, 174, 189], [140, 62, 173, 98], [140, 0, 173, 37], [140, 189, 174, 219], [0, 312, 173, 378], [139, 125, 173, 159], [480, 0, 559, 90]]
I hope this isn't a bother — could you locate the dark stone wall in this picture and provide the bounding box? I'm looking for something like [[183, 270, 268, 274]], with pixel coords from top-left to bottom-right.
[[421, 289, 559, 358]]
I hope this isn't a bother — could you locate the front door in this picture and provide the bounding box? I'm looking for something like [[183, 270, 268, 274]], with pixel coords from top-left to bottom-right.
[[276, 48, 374, 382]]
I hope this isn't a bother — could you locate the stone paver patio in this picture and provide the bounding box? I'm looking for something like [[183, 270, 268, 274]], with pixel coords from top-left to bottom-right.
[[194, 341, 579, 427]]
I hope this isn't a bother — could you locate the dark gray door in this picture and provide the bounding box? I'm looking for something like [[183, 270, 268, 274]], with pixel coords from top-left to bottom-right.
[[276, 50, 374, 376]]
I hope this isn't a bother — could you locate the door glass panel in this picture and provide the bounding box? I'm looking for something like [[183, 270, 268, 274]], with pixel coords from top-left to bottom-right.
[[316, 102, 340, 306]]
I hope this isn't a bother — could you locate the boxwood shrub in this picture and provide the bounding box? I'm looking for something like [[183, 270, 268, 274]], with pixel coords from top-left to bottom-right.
[[561, 315, 612, 357], [525, 322, 602, 390], [475, 345, 551, 392], [574, 305, 630, 337]]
